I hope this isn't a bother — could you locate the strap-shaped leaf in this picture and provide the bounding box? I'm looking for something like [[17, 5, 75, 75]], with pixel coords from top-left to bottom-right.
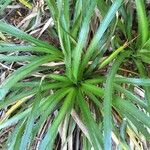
[[84, 77, 106, 84], [10, 120, 26, 150], [39, 88, 76, 149], [72, 0, 97, 80], [20, 86, 71, 149], [114, 97, 150, 128], [103, 51, 130, 150], [77, 90, 103, 150], [114, 84, 147, 109], [135, 0, 149, 46], [80, 0, 123, 76], [19, 86, 42, 149], [49, 74, 72, 83], [134, 60, 150, 112], [116, 77, 150, 86], [0, 55, 59, 100], [125, 113, 150, 142], [0, 21, 58, 51], [0, 54, 36, 62], [7, 121, 24, 150], [0, 45, 62, 55], [0, 88, 71, 130], [0, 109, 30, 130], [81, 83, 104, 97]]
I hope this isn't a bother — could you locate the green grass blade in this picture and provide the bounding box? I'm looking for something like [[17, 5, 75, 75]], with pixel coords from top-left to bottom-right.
[[97, 0, 109, 17], [0, 109, 30, 130], [0, 54, 36, 62], [125, 113, 150, 142], [84, 77, 106, 84], [114, 84, 147, 109], [135, 0, 149, 46], [0, 82, 70, 110], [49, 74, 72, 83], [7, 121, 24, 150], [0, 45, 62, 55], [114, 97, 150, 128], [80, 0, 123, 76], [116, 77, 150, 86], [39, 88, 76, 149], [77, 90, 103, 150], [83, 90, 102, 109], [20, 86, 42, 149], [134, 60, 150, 112], [10, 120, 26, 150], [99, 43, 126, 69], [81, 83, 104, 97], [19, 87, 71, 149], [0, 55, 59, 100], [141, 38, 150, 50], [72, 0, 97, 80], [0, 21, 58, 50], [45, 0, 58, 22], [0, 88, 71, 130], [103, 51, 130, 150]]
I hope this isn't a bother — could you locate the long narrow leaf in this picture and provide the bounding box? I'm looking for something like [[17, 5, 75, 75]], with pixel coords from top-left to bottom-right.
[[80, 0, 123, 76], [135, 0, 149, 46], [78, 90, 103, 150], [114, 97, 150, 128], [103, 51, 130, 150], [0, 55, 59, 100], [0, 45, 62, 55], [72, 0, 97, 80], [0, 55, 36, 62], [0, 21, 58, 50], [39, 88, 76, 149]]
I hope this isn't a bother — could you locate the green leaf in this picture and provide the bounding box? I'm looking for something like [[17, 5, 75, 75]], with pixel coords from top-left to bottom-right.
[[0, 54, 36, 62], [0, 82, 70, 110], [7, 121, 24, 150], [135, 0, 149, 46], [114, 97, 150, 128], [137, 52, 150, 64], [20, 86, 42, 149], [0, 109, 30, 130], [83, 90, 102, 110], [0, 55, 59, 100], [97, 0, 109, 17], [80, 0, 123, 76], [116, 77, 150, 86], [77, 90, 103, 150], [81, 83, 104, 97], [0, 21, 58, 50], [49, 74, 72, 83], [114, 84, 147, 109], [134, 60, 150, 112], [141, 38, 150, 50], [0, 88, 71, 130], [126, 113, 150, 142], [10, 120, 26, 150], [84, 77, 106, 84], [72, 0, 97, 80], [99, 43, 126, 69], [39, 88, 76, 149], [103, 51, 130, 150], [0, 45, 62, 55], [45, 0, 58, 22]]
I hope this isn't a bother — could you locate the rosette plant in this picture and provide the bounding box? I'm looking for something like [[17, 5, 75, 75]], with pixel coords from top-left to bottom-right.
[[0, 0, 150, 149]]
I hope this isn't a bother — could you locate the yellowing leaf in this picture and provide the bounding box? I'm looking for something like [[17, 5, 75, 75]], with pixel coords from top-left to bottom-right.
[[19, 0, 32, 9]]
